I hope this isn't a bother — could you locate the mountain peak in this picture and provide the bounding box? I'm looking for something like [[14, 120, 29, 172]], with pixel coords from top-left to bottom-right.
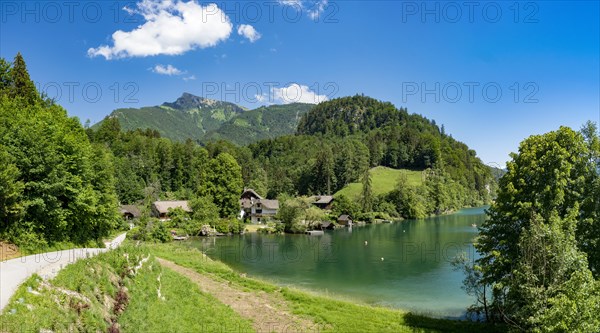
[[162, 92, 224, 110]]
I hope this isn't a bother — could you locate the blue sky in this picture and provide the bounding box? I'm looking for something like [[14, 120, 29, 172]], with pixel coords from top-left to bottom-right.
[[1, 0, 598, 166]]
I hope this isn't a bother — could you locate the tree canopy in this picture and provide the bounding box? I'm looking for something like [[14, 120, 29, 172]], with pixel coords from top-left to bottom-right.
[[473, 125, 600, 331], [0, 54, 119, 248]]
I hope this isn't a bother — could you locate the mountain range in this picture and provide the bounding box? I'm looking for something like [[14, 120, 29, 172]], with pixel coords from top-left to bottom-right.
[[93, 92, 313, 145]]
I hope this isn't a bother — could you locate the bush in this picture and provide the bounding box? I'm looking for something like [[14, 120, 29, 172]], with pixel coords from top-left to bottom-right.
[[227, 218, 244, 234], [355, 212, 375, 223], [290, 222, 307, 234], [128, 220, 171, 243], [149, 222, 171, 243], [257, 221, 285, 234], [211, 218, 245, 234], [213, 219, 231, 234], [128, 226, 147, 241], [375, 200, 398, 218], [7, 228, 48, 253]]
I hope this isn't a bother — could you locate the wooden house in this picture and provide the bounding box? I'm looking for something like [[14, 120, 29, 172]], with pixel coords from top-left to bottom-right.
[[119, 205, 141, 220], [337, 214, 353, 226], [311, 195, 334, 210], [151, 201, 191, 220]]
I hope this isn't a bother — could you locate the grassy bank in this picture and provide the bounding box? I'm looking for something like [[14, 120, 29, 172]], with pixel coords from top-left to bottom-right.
[[1, 241, 506, 332], [149, 243, 506, 333], [0, 243, 252, 332]]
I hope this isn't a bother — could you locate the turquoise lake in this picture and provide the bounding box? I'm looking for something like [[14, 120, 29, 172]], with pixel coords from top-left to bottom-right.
[[190, 206, 488, 318]]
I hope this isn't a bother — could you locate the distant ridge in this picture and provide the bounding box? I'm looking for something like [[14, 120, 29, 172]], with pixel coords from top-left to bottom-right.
[[93, 93, 314, 145]]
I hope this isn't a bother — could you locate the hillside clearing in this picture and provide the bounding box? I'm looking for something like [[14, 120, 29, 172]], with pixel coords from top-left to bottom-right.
[[335, 166, 424, 200]]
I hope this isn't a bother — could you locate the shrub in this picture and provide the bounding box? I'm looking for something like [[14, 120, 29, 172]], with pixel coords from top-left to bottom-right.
[[149, 222, 171, 243], [128, 226, 146, 241]]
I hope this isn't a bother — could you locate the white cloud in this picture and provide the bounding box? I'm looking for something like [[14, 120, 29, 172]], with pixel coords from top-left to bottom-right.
[[88, 0, 232, 59], [237, 24, 261, 43], [307, 0, 328, 20], [152, 64, 183, 75], [255, 94, 267, 103], [278, 0, 303, 6], [272, 83, 328, 104], [183, 75, 196, 81], [278, 0, 328, 20]]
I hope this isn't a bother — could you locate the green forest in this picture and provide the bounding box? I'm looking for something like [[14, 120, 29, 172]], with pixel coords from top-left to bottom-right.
[[0, 53, 496, 249]]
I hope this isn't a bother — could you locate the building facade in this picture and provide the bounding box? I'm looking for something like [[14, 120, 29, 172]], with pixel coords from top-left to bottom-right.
[[240, 189, 279, 223]]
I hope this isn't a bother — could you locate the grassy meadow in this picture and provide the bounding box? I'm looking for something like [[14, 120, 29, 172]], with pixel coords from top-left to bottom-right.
[[335, 166, 424, 200]]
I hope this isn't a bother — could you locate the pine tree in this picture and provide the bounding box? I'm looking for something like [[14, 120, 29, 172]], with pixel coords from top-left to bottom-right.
[[10, 53, 39, 105], [360, 167, 373, 213], [312, 146, 335, 195]]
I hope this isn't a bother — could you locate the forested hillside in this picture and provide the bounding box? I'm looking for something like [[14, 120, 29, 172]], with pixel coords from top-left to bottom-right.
[[94, 93, 246, 141], [0, 55, 249, 249], [94, 94, 312, 145], [201, 103, 312, 145], [92, 96, 496, 220], [246, 95, 495, 218]]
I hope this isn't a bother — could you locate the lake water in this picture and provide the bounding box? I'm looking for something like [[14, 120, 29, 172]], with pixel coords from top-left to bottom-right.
[[189, 206, 487, 318]]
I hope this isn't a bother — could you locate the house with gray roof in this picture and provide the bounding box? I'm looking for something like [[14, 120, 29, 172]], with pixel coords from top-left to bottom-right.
[[151, 200, 191, 220], [239, 189, 279, 223], [310, 195, 334, 210], [119, 205, 141, 220]]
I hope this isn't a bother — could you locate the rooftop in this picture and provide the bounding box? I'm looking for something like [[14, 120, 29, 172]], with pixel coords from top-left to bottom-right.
[[153, 201, 191, 214]]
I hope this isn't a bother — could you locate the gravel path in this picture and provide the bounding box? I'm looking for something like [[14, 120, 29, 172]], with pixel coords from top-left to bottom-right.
[[0, 233, 127, 312], [157, 257, 317, 333]]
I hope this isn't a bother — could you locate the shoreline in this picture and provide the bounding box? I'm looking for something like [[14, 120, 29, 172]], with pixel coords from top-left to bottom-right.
[[240, 204, 489, 235], [1, 242, 503, 332], [148, 242, 504, 332]]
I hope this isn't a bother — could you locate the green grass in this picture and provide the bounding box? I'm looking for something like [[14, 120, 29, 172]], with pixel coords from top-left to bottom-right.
[[281, 288, 499, 333], [0, 246, 139, 332], [1, 242, 506, 332], [149, 242, 278, 293], [147, 243, 507, 333], [119, 265, 253, 332], [335, 166, 424, 200], [0, 243, 253, 333]]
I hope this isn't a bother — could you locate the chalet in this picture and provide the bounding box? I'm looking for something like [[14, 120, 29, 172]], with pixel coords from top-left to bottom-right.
[[151, 200, 191, 220], [239, 189, 278, 224], [311, 195, 334, 210], [337, 214, 353, 226], [240, 188, 263, 214], [320, 221, 335, 230], [251, 199, 279, 224], [119, 205, 141, 220]]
